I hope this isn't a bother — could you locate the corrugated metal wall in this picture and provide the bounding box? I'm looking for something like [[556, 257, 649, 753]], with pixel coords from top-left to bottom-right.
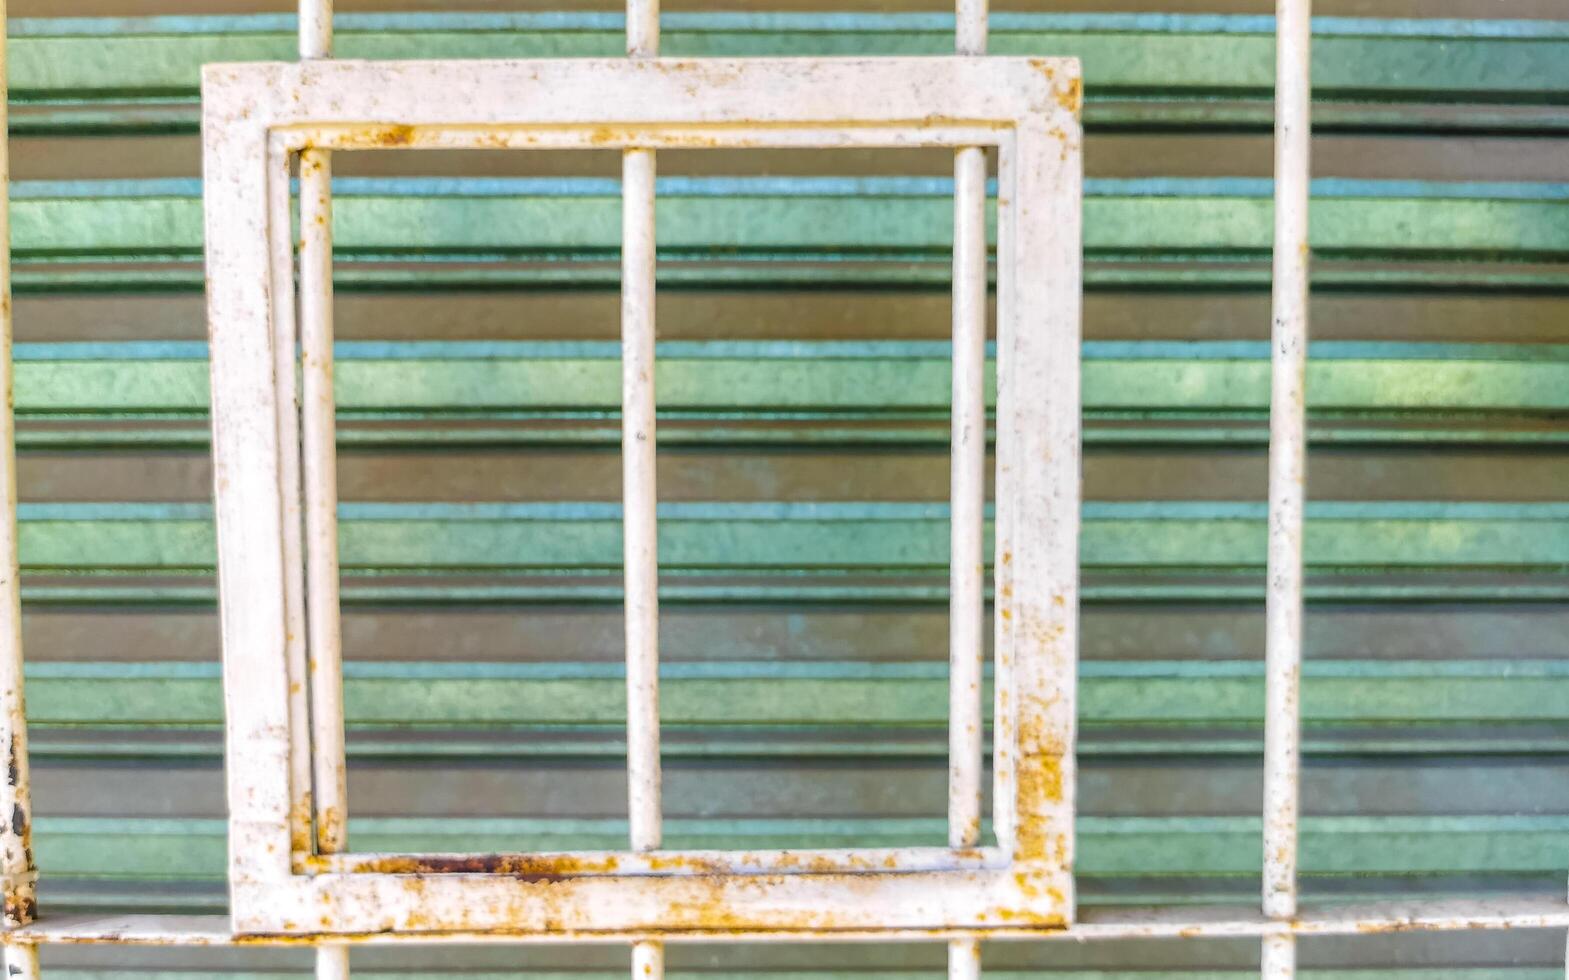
[[9, 0, 1569, 974]]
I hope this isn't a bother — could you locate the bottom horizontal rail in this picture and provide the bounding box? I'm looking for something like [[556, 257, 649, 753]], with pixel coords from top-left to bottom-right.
[[6, 896, 1568, 946]]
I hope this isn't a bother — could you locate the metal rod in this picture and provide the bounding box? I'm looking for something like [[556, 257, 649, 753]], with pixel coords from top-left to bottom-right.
[[625, 4, 662, 979], [1262, 932, 1295, 978], [947, 938, 981, 980], [3, 943, 37, 980], [300, 0, 332, 59], [1263, 0, 1311, 974], [0, 0, 37, 934], [947, 115, 987, 856], [622, 143, 660, 857], [267, 110, 314, 887], [949, 3, 988, 979], [317, 945, 349, 980], [300, 5, 347, 979], [300, 146, 347, 862]]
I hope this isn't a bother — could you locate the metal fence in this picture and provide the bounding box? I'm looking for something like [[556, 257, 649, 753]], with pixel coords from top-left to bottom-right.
[[0, 0, 1566, 977]]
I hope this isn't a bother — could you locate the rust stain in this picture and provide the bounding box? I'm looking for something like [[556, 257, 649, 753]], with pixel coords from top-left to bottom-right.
[[1055, 77, 1084, 117], [338, 852, 623, 879]]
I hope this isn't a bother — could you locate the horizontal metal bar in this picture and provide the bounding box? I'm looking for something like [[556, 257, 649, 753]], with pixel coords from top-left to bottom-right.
[[313, 845, 1003, 876], [8, 896, 1569, 945]]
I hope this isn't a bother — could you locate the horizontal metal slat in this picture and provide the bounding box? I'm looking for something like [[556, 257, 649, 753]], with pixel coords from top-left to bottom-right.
[[12, 178, 1569, 264], [12, 341, 1567, 416], [10, 13, 1569, 111], [20, 660, 1569, 727], [26, 814, 1569, 879], [14, 501, 1569, 573]]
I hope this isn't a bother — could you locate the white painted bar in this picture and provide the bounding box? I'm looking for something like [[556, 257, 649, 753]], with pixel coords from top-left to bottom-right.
[[956, 0, 987, 55], [947, 140, 988, 859], [1263, 0, 1311, 974], [316, 845, 1005, 877], [299, 0, 332, 59], [1005, 118, 1080, 897], [299, 8, 347, 979], [317, 944, 349, 980], [947, 938, 981, 980], [3, 943, 37, 979], [1262, 932, 1295, 978], [297, 0, 348, 873], [950, 5, 988, 979], [266, 128, 315, 879], [622, 0, 663, 865], [0, 0, 36, 932], [626, 4, 662, 979], [300, 148, 348, 857], [13, 897, 1569, 947]]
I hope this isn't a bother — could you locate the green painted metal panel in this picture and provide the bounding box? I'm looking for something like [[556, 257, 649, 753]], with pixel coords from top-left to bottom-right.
[[10, 14, 1569, 106], [22, 661, 1569, 727], [13, 342, 1568, 416], [14, 502, 1569, 572], [12, 180, 1569, 262], [29, 814, 1569, 879]]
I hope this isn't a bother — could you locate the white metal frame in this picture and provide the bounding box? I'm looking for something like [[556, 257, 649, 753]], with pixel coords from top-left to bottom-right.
[[200, 53, 1084, 939], [4, 0, 1569, 975]]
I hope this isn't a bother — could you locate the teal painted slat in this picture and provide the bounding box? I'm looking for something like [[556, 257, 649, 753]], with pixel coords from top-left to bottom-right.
[[10, 14, 1569, 104], [22, 661, 1569, 727], [15, 502, 1569, 573], [12, 341, 1568, 416], [11, 179, 1569, 262], [31, 815, 1569, 879]]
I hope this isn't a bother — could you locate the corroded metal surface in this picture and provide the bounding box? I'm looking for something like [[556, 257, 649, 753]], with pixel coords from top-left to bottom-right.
[[0, 0, 38, 938]]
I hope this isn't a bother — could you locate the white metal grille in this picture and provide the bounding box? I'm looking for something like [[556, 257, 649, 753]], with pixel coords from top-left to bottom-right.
[[198, 50, 1082, 937], [0, 0, 1565, 978]]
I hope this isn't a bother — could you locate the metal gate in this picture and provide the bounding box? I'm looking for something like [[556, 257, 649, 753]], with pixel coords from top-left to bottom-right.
[[0, 0, 1565, 978]]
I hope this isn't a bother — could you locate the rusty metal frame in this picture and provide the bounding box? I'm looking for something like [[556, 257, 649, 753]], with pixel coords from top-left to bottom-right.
[[200, 54, 1083, 939]]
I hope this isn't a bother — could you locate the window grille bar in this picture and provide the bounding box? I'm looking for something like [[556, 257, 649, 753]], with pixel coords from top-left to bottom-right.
[[949, 3, 988, 979], [267, 116, 316, 895], [298, 2, 349, 978], [1263, 0, 1310, 975], [624, 3, 663, 978], [0, 2, 38, 977], [4, 945, 36, 980]]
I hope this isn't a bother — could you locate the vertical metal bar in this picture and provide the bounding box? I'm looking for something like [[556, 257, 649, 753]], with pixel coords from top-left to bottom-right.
[[299, 0, 332, 59], [1263, 0, 1310, 975], [949, 2, 987, 978], [623, 144, 660, 856], [0, 0, 36, 935], [300, 3, 346, 977], [316, 943, 349, 980], [1262, 933, 1295, 979], [3, 944, 37, 980], [268, 132, 314, 880], [625, 3, 662, 978], [300, 150, 346, 863]]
